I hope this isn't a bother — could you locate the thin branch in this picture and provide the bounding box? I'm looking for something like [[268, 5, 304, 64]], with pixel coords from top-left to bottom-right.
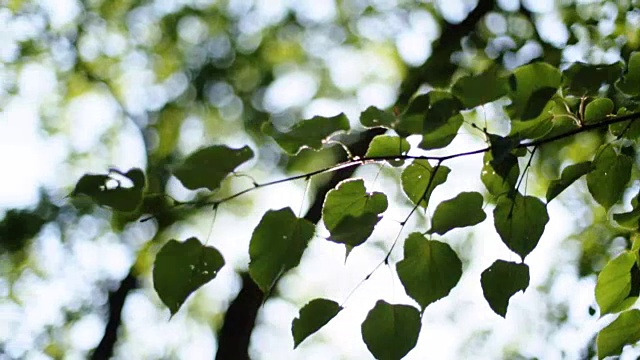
[[168, 109, 640, 215]]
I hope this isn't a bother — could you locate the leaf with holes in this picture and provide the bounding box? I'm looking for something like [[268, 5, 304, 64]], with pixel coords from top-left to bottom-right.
[[292, 298, 342, 348], [365, 135, 411, 167], [586, 145, 632, 209], [493, 193, 549, 259], [428, 192, 486, 235], [262, 113, 350, 155], [481, 260, 529, 317], [396, 233, 462, 310], [546, 161, 593, 202], [401, 160, 450, 208], [153, 237, 225, 316], [249, 208, 315, 293], [361, 300, 421, 360], [72, 168, 146, 212], [360, 106, 396, 129], [173, 145, 253, 191], [597, 309, 640, 359]]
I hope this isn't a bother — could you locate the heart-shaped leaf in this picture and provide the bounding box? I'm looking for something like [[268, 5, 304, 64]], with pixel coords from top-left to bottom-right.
[[249, 208, 315, 293], [153, 237, 225, 316], [396, 233, 462, 310], [292, 298, 342, 348], [361, 300, 421, 360], [173, 145, 253, 191], [428, 192, 486, 235], [481, 260, 529, 317]]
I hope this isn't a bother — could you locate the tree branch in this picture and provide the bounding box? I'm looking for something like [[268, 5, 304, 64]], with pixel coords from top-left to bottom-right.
[[176, 111, 640, 214]]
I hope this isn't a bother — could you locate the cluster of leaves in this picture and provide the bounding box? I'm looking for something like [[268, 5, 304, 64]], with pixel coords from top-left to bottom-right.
[[72, 53, 640, 359]]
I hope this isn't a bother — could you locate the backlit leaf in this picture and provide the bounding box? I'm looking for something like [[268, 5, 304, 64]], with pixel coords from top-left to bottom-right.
[[153, 238, 225, 315], [72, 168, 145, 212], [428, 192, 486, 235], [596, 251, 636, 316], [322, 178, 387, 231], [584, 98, 614, 124], [292, 298, 342, 348], [562, 62, 623, 96], [507, 63, 561, 120], [173, 145, 253, 191], [451, 67, 509, 108], [360, 106, 396, 129], [546, 161, 593, 202], [493, 193, 549, 259], [481, 152, 519, 197], [597, 309, 640, 359], [262, 113, 350, 155], [396, 233, 462, 309], [365, 135, 411, 167], [327, 213, 381, 248], [616, 52, 640, 97], [586, 145, 632, 209], [249, 208, 315, 293], [401, 160, 450, 208], [361, 300, 421, 360], [396, 91, 464, 149], [481, 260, 529, 317]]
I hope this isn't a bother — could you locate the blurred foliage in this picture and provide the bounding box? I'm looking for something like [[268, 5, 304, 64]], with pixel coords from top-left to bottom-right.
[[5, 0, 640, 358]]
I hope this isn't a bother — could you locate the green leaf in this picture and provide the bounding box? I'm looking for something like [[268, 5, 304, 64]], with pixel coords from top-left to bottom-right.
[[586, 145, 633, 209], [365, 135, 411, 167], [419, 92, 464, 150], [322, 178, 388, 231], [596, 309, 640, 360], [71, 168, 146, 212], [562, 62, 623, 96], [360, 106, 396, 128], [153, 238, 225, 315], [507, 63, 561, 120], [396, 91, 464, 149], [292, 298, 343, 348], [401, 160, 450, 208], [584, 98, 614, 124], [481, 152, 519, 197], [509, 95, 572, 141], [262, 113, 350, 155], [609, 108, 640, 140], [396, 233, 462, 310], [249, 208, 315, 293], [428, 192, 486, 235], [361, 300, 421, 360], [493, 193, 549, 259], [451, 67, 509, 108], [546, 161, 593, 202], [614, 207, 640, 230], [327, 213, 381, 248], [616, 52, 640, 97], [595, 251, 636, 316], [488, 134, 518, 166], [173, 145, 253, 191], [480, 260, 529, 317]]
